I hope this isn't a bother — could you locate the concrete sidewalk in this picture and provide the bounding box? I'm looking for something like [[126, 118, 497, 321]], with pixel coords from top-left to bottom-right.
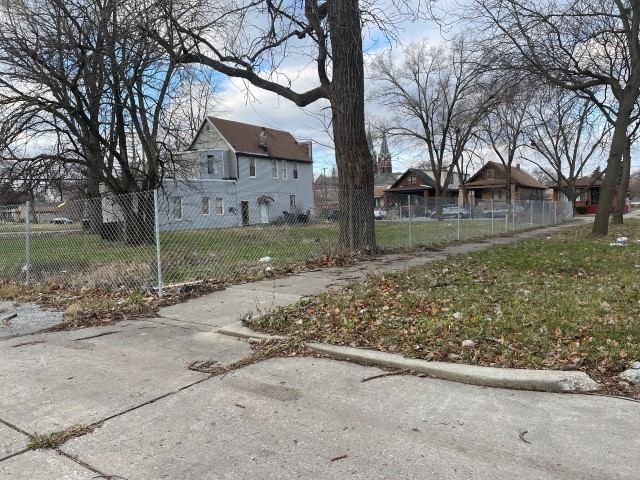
[[1, 218, 638, 479]]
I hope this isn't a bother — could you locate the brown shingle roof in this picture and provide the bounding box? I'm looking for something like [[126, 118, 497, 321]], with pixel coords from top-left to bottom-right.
[[208, 117, 312, 162], [548, 176, 604, 189], [465, 161, 546, 189]]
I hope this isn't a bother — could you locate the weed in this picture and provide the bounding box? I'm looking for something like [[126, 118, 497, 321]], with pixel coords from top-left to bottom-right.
[[27, 424, 97, 449]]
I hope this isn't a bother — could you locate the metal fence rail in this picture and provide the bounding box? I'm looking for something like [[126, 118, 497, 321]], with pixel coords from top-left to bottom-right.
[[0, 190, 573, 294]]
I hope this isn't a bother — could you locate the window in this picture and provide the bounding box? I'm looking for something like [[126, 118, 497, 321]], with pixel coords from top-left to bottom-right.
[[281, 160, 287, 179], [207, 154, 222, 175], [486, 167, 494, 180], [202, 197, 210, 215], [215, 197, 223, 215], [290, 194, 296, 207], [408, 176, 416, 185], [173, 197, 182, 221], [272, 160, 278, 179], [293, 162, 298, 179], [249, 158, 256, 177]]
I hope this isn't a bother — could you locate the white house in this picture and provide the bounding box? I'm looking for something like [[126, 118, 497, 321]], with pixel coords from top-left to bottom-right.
[[160, 117, 314, 230]]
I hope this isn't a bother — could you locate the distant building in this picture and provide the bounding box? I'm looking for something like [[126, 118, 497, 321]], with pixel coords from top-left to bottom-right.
[[384, 168, 459, 216], [367, 128, 393, 175], [313, 169, 339, 217], [464, 162, 546, 203], [549, 175, 629, 214]]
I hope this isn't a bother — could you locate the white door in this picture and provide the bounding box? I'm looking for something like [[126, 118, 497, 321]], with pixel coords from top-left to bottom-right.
[[260, 202, 269, 224]]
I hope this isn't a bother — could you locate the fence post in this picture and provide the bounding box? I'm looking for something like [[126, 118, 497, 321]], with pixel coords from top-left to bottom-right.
[[491, 198, 494, 234], [457, 205, 460, 240], [554, 202, 557, 224], [25, 200, 30, 286], [530, 202, 533, 227], [154, 190, 163, 298], [408, 201, 413, 248]]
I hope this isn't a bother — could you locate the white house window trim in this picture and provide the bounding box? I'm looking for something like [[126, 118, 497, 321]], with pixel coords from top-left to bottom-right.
[[202, 196, 210, 215], [215, 197, 224, 215], [290, 194, 296, 207], [281, 160, 287, 179], [173, 196, 183, 221], [249, 158, 256, 178], [207, 155, 214, 175], [272, 159, 278, 179], [293, 162, 298, 180]]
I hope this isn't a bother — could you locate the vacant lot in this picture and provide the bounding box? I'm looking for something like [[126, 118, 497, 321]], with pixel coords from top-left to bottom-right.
[[250, 220, 640, 395], [0, 217, 533, 288]]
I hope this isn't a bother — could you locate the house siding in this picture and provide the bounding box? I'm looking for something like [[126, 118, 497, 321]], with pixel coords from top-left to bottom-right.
[[159, 123, 314, 231]]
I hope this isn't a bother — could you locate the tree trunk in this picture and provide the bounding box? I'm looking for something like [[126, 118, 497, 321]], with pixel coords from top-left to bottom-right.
[[612, 138, 631, 224], [593, 95, 634, 235], [118, 191, 155, 245], [328, 0, 377, 253]]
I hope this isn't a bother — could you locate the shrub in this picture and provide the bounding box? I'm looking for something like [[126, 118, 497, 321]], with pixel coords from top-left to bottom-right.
[[575, 206, 588, 215]]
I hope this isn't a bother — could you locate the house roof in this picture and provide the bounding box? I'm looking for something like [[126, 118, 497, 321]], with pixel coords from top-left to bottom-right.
[[548, 176, 604, 189], [313, 174, 339, 188], [207, 117, 312, 162], [374, 172, 402, 187], [385, 168, 457, 192], [464, 161, 546, 189]]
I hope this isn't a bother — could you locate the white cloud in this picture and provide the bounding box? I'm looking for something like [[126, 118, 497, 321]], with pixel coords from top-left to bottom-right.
[[214, 2, 448, 177]]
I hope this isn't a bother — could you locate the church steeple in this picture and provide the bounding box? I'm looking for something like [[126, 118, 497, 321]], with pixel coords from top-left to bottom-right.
[[377, 132, 392, 174]]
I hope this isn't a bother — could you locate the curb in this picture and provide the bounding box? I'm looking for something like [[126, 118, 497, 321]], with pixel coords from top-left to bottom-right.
[[217, 322, 288, 341], [219, 322, 601, 394]]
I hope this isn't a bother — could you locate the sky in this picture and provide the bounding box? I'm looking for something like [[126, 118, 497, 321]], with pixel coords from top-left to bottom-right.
[[198, 1, 640, 178], [213, 2, 444, 177]]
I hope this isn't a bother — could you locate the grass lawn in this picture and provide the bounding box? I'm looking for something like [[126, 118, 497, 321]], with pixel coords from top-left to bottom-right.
[[0, 218, 536, 287], [249, 220, 640, 395]]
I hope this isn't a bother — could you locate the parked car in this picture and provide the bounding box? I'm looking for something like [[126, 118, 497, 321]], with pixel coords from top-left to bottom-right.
[[374, 209, 388, 220], [273, 210, 310, 224], [429, 206, 470, 219], [482, 204, 525, 218], [51, 217, 73, 224], [326, 209, 340, 221]]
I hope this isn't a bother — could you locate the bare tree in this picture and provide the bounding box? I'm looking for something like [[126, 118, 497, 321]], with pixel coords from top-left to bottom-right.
[[160, 67, 227, 154], [0, 0, 205, 243], [524, 87, 609, 211], [153, 0, 423, 252], [369, 35, 498, 217], [479, 84, 533, 202], [628, 168, 640, 199], [472, 0, 640, 235]]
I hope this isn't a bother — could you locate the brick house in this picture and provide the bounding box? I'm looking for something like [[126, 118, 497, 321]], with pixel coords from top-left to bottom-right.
[[464, 161, 546, 203]]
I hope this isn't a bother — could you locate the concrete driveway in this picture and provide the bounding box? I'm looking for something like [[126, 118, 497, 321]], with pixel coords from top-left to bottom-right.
[[1, 220, 638, 479]]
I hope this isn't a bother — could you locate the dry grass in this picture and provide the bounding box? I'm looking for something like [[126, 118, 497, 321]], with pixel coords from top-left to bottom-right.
[[250, 221, 640, 397]]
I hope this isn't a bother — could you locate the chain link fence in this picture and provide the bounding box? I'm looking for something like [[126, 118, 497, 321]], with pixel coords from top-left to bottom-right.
[[0, 190, 573, 294]]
